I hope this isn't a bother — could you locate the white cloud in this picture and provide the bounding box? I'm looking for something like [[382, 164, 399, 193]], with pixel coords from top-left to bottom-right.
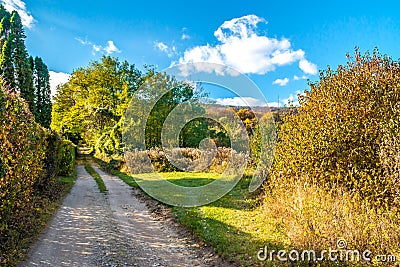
[[181, 33, 190, 40], [155, 41, 168, 52], [178, 15, 317, 76], [75, 37, 121, 55], [266, 102, 280, 108], [2, 0, 35, 28], [49, 71, 70, 98], [104, 40, 121, 54], [299, 59, 318, 75], [154, 41, 177, 58], [293, 75, 308, 80], [214, 92, 306, 108], [282, 90, 304, 106], [215, 96, 268, 107], [181, 27, 190, 40], [75, 37, 88, 45], [272, 77, 289, 86], [92, 44, 101, 53]]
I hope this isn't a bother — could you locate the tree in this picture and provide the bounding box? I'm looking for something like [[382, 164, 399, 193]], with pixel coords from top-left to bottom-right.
[[9, 11, 34, 112], [51, 56, 142, 149], [270, 48, 400, 206], [0, 8, 13, 88], [234, 108, 258, 135], [33, 57, 52, 128], [0, 5, 50, 126], [132, 71, 201, 149], [0, 9, 10, 47], [0, 39, 15, 89]]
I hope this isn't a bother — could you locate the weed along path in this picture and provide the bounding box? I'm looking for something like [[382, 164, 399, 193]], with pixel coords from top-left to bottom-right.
[[21, 165, 228, 267]]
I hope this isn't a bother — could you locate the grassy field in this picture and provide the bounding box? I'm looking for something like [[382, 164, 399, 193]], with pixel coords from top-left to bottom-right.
[[112, 169, 291, 266]]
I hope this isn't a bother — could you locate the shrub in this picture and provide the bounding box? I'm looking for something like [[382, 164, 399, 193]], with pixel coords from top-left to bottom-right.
[[262, 49, 400, 264], [0, 87, 48, 231], [38, 131, 61, 189], [269, 49, 400, 206], [57, 139, 76, 176], [125, 147, 246, 174], [262, 181, 400, 264], [0, 85, 77, 265]]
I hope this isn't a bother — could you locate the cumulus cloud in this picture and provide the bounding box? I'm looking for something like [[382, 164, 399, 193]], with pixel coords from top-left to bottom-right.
[[154, 41, 176, 58], [2, 0, 35, 28], [299, 59, 318, 75], [272, 77, 289, 86], [214, 91, 305, 108], [282, 90, 304, 106], [155, 41, 168, 52], [293, 74, 308, 80], [75, 37, 121, 55], [266, 102, 280, 108], [215, 96, 268, 107], [178, 15, 317, 75], [104, 40, 120, 54], [49, 71, 70, 98]]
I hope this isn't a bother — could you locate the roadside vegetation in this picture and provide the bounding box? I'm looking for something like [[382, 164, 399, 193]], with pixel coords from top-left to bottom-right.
[[84, 164, 108, 193], [83, 49, 400, 266], [0, 6, 76, 265], [1, 6, 398, 265], [0, 85, 77, 266]]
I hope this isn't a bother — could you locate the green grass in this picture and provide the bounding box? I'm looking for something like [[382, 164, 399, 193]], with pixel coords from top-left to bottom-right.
[[171, 174, 290, 266], [118, 170, 290, 266], [84, 164, 107, 193], [59, 171, 78, 190], [133, 171, 218, 186], [90, 156, 138, 188], [110, 169, 138, 188]]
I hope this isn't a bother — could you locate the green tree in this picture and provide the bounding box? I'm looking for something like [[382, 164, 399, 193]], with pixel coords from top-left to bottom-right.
[[0, 8, 11, 47], [33, 57, 52, 128], [9, 11, 34, 112], [0, 39, 15, 89], [51, 56, 142, 149], [136, 71, 200, 149], [179, 118, 213, 148], [0, 7, 13, 88]]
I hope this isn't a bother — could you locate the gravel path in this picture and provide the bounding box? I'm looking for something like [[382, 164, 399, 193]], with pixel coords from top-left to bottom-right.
[[20, 165, 230, 267]]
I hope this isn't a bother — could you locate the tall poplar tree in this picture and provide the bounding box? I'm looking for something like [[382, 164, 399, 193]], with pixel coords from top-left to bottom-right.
[[0, 8, 13, 89], [0, 9, 10, 47], [0, 39, 15, 89], [33, 57, 52, 128], [9, 11, 34, 112], [0, 5, 52, 127]]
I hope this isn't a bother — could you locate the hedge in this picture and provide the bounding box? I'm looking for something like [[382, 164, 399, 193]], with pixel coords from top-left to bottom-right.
[[0, 85, 75, 245], [58, 140, 76, 176]]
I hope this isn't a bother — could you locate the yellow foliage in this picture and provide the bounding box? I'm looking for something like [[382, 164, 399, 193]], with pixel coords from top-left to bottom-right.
[[270, 48, 400, 206]]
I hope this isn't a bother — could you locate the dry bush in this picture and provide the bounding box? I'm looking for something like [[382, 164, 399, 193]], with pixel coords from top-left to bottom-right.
[[263, 49, 400, 265], [262, 182, 400, 265], [269, 49, 400, 205], [379, 120, 400, 205], [124, 147, 247, 174]]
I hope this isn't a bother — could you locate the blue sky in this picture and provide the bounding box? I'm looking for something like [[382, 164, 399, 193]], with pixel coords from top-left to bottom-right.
[[3, 0, 400, 106]]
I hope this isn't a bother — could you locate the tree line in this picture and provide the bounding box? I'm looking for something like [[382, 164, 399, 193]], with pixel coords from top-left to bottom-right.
[[0, 5, 51, 128]]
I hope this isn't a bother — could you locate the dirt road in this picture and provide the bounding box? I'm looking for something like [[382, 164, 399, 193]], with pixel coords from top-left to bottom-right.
[[20, 165, 228, 267]]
